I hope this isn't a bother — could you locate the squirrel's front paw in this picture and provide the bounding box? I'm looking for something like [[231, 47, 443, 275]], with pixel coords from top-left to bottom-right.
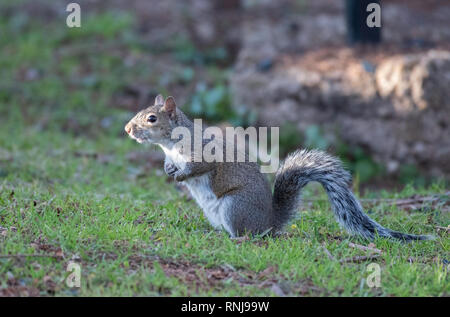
[[164, 163, 178, 177], [174, 171, 187, 182]]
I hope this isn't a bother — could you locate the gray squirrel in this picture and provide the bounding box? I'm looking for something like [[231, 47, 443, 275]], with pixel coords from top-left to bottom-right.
[[125, 94, 433, 241]]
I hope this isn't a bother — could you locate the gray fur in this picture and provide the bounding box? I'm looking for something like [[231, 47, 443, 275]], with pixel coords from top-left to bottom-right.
[[273, 149, 434, 241], [125, 95, 433, 242]]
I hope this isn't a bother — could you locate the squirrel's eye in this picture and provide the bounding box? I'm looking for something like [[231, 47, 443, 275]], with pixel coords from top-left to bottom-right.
[[147, 115, 157, 123]]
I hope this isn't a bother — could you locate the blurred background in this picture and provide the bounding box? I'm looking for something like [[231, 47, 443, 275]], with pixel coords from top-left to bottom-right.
[[1, 0, 449, 190]]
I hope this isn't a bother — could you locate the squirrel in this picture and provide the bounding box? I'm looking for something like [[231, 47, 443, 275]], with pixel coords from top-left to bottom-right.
[[125, 94, 433, 242]]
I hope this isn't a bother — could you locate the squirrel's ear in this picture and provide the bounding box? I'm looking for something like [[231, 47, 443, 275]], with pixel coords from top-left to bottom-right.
[[163, 96, 177, 118], [155, 94, 164, 106]]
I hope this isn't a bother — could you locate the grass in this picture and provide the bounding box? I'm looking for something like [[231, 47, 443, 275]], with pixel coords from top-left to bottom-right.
[[0, 132, 448, 296], [0, 1, 449, 297]]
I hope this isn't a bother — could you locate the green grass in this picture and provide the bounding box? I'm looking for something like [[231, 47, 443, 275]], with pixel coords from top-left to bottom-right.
[[0, 1, 449, 297], [0, 131, 448, 296]]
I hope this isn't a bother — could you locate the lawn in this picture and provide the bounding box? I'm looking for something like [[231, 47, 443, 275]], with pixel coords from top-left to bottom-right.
[[0, 1, 448, 297]]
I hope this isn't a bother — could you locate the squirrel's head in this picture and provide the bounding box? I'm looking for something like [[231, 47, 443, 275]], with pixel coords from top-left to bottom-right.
[[125, 94, 179, 145]]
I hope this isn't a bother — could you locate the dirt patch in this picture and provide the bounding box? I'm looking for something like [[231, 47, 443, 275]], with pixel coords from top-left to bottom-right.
[[135, 256, 325, 296], [0, 285, 40, 297], [83, 251, 325, 296], [230, 0, 450, 178]]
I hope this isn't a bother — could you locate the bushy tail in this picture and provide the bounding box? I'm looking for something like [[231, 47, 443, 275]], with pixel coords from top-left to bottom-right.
[[272, 149, 433, 242]]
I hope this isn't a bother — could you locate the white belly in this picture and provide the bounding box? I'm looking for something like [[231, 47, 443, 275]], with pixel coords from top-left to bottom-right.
[[183, 175, 225, 229], [158, 144, 232, 233]]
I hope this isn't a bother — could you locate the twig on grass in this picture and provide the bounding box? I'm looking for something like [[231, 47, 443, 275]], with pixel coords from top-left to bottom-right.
[[435, 226, 449, 233], [348, 242, 383, 254], [303, 191, 449, 206], [0, 254, 60, 259], [321, 243, 336, 260], [339, 254, 380, 264]]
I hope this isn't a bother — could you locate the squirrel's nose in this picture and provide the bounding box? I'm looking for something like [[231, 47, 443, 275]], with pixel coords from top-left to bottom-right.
[[125, 123, 132, 134]]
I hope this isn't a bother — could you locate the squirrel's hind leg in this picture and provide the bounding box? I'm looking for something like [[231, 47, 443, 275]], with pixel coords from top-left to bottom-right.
[[220, 193, 273, 237]]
